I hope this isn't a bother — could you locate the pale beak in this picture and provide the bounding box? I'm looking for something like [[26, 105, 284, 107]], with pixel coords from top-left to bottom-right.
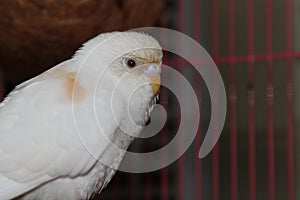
[[145, 64, 161, 95]]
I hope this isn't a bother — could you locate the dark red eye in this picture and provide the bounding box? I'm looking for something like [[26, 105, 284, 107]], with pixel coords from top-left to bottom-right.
[[126, 59, 137, 68]]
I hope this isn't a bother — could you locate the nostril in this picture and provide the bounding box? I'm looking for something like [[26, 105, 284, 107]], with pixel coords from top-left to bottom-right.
[[145, 64, 160, 75]]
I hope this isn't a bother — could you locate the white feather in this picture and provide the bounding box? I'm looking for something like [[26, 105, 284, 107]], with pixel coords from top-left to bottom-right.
[[0, 31, 162, 200]]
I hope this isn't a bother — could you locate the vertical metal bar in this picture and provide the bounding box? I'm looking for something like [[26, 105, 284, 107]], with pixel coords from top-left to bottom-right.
[[228, 0, 238, 200], [177, 0, 185, 199], [212, 144, 220, 200], [194, 78, 202, 200], [145, 174, 152, 200], [211, 0, 219, 58], [247, 1, 256, 200], [194, 0, 202, 200], [177, 65, 185, 200], [266, 0, 275, 200], [160, 89, 169, 200], [211, 1, 220, 200], [177, 67, 185, 200], [130, 174, 137, 200], [160, 19, 169, 200], [285, 0, 295, 199], [194, 0, 201, 42]]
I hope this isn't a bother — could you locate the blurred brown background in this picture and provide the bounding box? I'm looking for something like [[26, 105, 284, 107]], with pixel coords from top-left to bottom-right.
[[0, 0, 165, 85]]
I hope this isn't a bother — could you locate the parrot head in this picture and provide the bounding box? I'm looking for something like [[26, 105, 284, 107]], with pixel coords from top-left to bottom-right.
[[73, 31, 163, 131]]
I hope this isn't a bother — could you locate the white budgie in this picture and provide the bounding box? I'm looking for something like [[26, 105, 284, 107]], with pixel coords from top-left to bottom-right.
[[0, 31, 162, 200]]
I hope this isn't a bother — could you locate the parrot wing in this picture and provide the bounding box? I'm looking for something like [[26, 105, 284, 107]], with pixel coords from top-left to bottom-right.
[[0, 68, 120, 199]]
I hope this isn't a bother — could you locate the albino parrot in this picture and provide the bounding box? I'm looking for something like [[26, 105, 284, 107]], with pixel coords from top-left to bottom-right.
[[0, 31, 162, 200]]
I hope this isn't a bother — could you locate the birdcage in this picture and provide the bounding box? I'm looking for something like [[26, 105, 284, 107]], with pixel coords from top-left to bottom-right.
[[97, 0, 299, 200]]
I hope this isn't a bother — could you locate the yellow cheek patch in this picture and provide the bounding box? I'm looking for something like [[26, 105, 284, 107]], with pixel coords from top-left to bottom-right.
[[148, 75, 161, 95], [35, 69, 85, 103], [64, 72, 86, 103]]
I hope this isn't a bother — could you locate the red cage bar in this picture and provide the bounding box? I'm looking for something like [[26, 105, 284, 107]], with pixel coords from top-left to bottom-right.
[[216, 52, 300, 65], [285, 0, 295, 199], [211, 0, 220, 200], [247, 0, 256, 200], [177, 1, 185, 200], [160, 18, 170, 200], [160, 85, 169, 200], [145, 175, 152, 200], [193, 0, 202, 199], [228, 0, 238, 200], [266, 1, 275, 200]]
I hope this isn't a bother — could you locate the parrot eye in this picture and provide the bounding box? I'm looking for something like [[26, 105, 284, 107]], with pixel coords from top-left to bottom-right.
[[126, 58, 138, 68]]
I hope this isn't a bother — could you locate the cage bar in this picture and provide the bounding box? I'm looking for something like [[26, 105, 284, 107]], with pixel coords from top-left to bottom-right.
[[247, 0, 256, 200], [145, 175, 152, 200], [164, 52, 300, 67], [193, 0, 202, 199], [266, 0, 275, 200], [160, 88, 169, 200], [285, 0, 295, 199], [160, 20, 170, 200], [177, 0, 185, 199], [212, 0, 220, 200], [177, 67, 185, 200], [215, 52, 300, 65], [194, 77, 203, 200], [228, 0, 238, 200]]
